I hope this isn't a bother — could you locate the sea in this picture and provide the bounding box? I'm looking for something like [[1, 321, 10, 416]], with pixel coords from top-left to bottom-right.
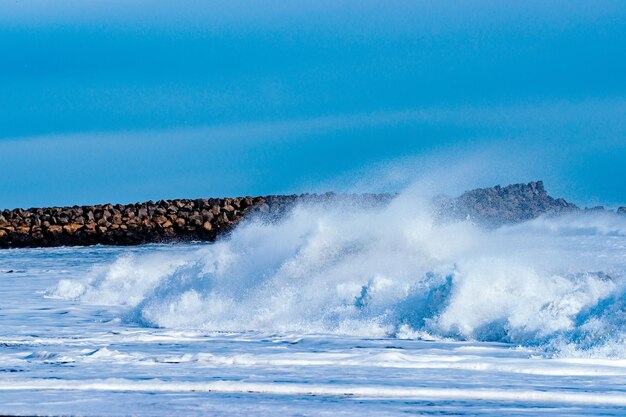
[[1, 194, 626, 416]]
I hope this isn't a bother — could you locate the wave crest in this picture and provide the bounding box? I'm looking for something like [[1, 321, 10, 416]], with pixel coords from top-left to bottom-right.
[[53, 194, 626, 357]]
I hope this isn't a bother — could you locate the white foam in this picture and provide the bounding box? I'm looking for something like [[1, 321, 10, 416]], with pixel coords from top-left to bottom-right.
[[149, 350, 626, 376], [1, 378, 625, 406], [52, 193, 626, 357]]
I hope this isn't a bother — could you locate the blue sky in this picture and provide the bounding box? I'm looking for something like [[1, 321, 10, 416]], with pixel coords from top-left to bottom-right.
[[1, 1, 625, 208]]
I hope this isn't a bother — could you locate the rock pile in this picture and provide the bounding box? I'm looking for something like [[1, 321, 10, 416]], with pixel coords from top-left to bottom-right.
[[0, 197, 261, 248], [0, 193, 393, 249], [1, 181, 618, 249], [435, 181, 578, 225]]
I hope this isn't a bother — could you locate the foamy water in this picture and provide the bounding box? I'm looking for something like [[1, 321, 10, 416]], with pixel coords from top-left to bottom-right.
[[1, 194, 626, 415]]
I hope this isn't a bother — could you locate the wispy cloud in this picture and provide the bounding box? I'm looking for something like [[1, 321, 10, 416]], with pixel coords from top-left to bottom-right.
[[5, 97, 625, 146], [1, 98, 624, 208]]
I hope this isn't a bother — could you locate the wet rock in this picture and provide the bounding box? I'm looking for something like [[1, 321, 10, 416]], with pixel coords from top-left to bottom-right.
[[16, 226, 31, 235], [63, 224, 83, 234], [47, 225, 63, 237], [0, 182, 586, 248], [217, 212, 229, 224], [201, 210, 214, 222], [436, 181, 578, 226], [188, 214, 203, 226]]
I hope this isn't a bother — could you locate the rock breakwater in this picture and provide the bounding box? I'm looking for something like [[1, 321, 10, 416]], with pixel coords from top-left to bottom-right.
[[436, 180, 578, 225], [0, 193, 391, 248], [0, 181, 615, 249]]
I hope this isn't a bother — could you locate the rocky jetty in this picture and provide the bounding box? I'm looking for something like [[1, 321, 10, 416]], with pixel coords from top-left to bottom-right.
[[0, 193, 392, 249], [0, 181, 610, 249], [436, 181, 579, 225]]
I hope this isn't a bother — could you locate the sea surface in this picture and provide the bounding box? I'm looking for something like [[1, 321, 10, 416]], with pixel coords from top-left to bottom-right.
[[1, 198, 626, 416]]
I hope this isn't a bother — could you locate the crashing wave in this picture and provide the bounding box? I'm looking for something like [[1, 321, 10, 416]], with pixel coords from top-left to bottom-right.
[[52, 190, 626, 357]]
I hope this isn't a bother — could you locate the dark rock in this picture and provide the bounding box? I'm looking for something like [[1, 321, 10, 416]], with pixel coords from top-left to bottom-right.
[[47, 225, 63, 237], [188, 214, 203, 226], [436, 181, 578, 226], [63, 224, 82, 234], [201, 210, 214, 221], [217, 212, 229, 224], [618, 207, 626, 215], [0, 181, 589, 249]]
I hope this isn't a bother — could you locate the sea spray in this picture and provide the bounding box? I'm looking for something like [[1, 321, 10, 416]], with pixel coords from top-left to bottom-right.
[[53, 192, 626, 357]]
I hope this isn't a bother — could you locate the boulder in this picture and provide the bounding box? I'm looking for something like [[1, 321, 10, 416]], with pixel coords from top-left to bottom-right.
[[63, 224, 83, 234], [16, 226, 31, 235], [217, 212, 229, 224], [201, 210, 214, 221], [47, 225, 63, 236], [31, 228, 44, 240], [84, 225, 97, 236], [437, 181, 578, 226], [188, 214, 203, 226], [154, 216, 168, 225]]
